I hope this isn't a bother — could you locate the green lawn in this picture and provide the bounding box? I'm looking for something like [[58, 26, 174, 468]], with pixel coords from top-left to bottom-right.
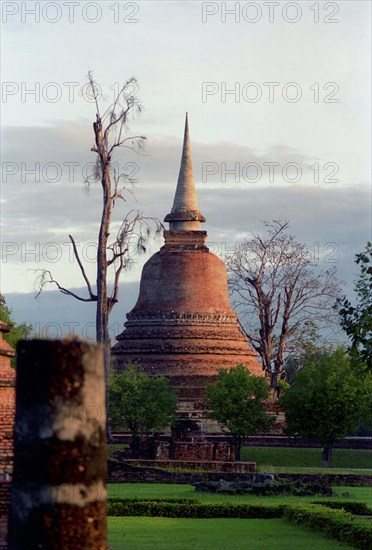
[[241, 446, 372, 469], [107, 483, 372, 508], [107, 517, 354, 550]]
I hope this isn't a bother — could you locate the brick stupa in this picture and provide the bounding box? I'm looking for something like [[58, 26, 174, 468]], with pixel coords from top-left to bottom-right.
[[112, 114, 262, 431]]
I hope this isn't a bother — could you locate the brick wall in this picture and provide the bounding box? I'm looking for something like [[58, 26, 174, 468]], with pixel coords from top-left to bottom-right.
[[155, 440, 233, 462], [0, 480, 11, 550], [0, 384, 15, 476], [0, 325, 15, 550], [0, 358, 15, 476], [121, 459, 256, 473], [173, 442, 214, 461]]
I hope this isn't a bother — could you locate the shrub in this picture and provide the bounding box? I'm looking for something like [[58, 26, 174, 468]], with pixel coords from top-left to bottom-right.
[[284, 504, 372, 549], [311, 500, 371, 515], [252, 480, 332, 497], [194, 479, 332, 497], [109, 498, 197, 505], [107, 498, 283, 519]]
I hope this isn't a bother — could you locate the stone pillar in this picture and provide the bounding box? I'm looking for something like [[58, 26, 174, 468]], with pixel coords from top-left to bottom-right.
[[8, 340, 107, 550]]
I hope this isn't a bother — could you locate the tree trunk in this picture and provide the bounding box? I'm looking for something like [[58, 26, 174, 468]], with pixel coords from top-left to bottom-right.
[[234, 438, 242, 461], [96, 254, 113, 442], [321, 443, 333, 467], [270, 370, 278, 393], [130, 434, 141, 458], [96, 167, 113, 442], [104, 340, 113, 443]]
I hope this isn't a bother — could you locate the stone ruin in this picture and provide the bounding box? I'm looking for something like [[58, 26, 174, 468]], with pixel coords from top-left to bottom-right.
[[193, 475, 333, 496]]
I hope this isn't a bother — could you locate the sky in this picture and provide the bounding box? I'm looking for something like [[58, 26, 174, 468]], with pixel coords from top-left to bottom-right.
[[1, 0, 371, 344]]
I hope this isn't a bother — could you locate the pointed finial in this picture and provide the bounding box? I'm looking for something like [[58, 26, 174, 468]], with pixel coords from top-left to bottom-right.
[[164, 114, 205, 230]]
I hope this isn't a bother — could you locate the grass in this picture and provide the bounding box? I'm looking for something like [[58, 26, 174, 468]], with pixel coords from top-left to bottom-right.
[[240, 446, 372, 469], [107, 483, 372, 508], [107, 517, 354, 550]]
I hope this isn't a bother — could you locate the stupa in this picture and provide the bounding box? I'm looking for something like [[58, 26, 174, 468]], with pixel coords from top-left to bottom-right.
[[112, 114, 262, 431]]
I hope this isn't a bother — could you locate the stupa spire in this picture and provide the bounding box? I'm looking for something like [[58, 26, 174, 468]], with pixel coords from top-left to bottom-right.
[[164, 113, 206, 231]]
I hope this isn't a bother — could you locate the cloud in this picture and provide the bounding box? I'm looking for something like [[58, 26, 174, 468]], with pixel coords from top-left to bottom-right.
[[1, 122, 369, 307], [2, 122, 322, 188], [203, 184, 370, 291]]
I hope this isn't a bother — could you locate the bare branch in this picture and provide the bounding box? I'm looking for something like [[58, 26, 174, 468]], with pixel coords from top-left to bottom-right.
[[68, 235, 96, 299], [87, 70, 101, 121], [34, 269, 96, 302], [109, 135, 147, 156]]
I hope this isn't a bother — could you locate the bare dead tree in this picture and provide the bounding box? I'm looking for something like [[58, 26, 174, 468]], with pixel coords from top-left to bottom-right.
[[36, 72, 161, 438], [227, 220, 342, 391]]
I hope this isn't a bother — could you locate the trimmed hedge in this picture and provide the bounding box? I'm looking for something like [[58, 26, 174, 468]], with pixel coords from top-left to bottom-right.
[[107, 499, 283, 519], [194, 479, 333, 496], [311, 500, 372, 516], [109, 498, 197, 505], [284, 504, 372, 550]]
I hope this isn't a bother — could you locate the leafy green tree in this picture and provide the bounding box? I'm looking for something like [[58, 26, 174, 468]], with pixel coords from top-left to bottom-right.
[[205, 365, 273, 460], [109, 363, 178, 455], [0, 294, 32, 364], [280, 348, 371, 466], [284, 321, 333, 386], [338, 242, 372, 367]]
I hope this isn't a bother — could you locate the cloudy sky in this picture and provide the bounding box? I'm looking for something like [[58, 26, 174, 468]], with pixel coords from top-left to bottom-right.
[[1, 0, 371, 343]]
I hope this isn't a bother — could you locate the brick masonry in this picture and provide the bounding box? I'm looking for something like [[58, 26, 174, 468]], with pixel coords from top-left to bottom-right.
[[119, 459, 256, 473], [0, 322, 15, 550], [0, 481, 11, 550], [112, 231, 263, 432], [0, 331, 15, 477], [155, 439, 234, 462]]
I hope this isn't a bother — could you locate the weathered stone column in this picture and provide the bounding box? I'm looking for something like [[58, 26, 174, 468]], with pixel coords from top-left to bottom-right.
[[8, 340, 107, 550]]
